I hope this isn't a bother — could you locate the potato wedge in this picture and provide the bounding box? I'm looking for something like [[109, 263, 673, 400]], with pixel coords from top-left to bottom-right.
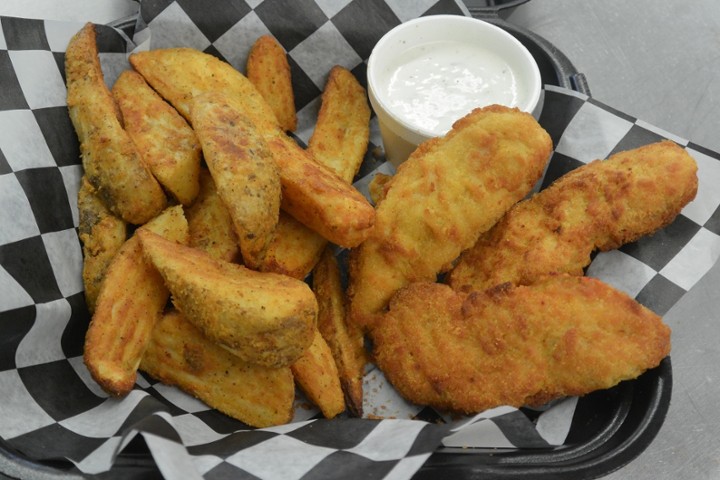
[[185, 168, 241, 263], [112, 70, 201, 206], [291, 328, 345, 419], [130, 48, 375, 247], [66, 23, 166, 224], [190, 91, 281, 268], [307, 65, 371, 182], [141, 310, 295, 428], [260, 212, 326, 279], [137, 230, 317, 368], [247, 35, 297, 132], [78, 177, 128, 313], [313, 247, 367, 416], [259, 67, 372, 278], [84, 205, 189, 396]]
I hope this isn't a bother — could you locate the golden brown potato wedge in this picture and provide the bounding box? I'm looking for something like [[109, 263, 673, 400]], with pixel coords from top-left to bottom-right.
[[247, 35, 297, 132], [137, 230, 317, 368], [190, 91, 281, 268], [129, 47, 278, 125], [291, 328, 345, 419], [312, 247, 367, 416], [141, 310, 295, 428], [307, 65, 371, 182], [78, 177, 128, 313], [65, 23, 166, 224], [260, 212, 327, 279], [112, 70, 201, 206], [84, 205, 189, 396], [259, 66, 372, 278], [185, 168, 241, 263], [130, 48, 375, 247]]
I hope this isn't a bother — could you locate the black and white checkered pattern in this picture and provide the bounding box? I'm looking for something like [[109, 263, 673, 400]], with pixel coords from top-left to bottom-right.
[[1, 1, 720, 478]]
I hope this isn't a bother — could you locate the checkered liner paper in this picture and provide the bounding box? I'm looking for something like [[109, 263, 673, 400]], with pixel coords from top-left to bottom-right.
[[2, 0, 720, 478]]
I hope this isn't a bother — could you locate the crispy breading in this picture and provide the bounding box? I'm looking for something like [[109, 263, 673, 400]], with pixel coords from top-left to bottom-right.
[[447, 140, 699, 292], [190, 91, 281, 269], [84, 206, 189, 396], [312, 247, 367, 416], [291, 328, 346, 419], [66, 23, 166, 224], [247, 35, 297, 132], [112, 70, 201, 206], [130, 48, 375, 247], [141, 310, 295, 428], [78, 177, 127, 313], [185, 168, 241, 263], [138, 231, 317, 368], [348, 105, 553, 330], [371, 276, 671, 414], [260, 66, 371, 278]]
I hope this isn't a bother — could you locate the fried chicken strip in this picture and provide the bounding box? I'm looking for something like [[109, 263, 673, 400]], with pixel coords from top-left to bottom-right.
[[66, 23, 166, 224], [447, 140, 699, 292], [348, 105, 552, 330], [371, 276, 671, 414]]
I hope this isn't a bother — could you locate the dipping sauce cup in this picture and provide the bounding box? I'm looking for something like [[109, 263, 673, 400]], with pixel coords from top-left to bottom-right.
[[367, 15, 542, 168]]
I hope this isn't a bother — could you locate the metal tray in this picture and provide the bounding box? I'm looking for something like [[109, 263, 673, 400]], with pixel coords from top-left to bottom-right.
[[0, 12, 671, 480]]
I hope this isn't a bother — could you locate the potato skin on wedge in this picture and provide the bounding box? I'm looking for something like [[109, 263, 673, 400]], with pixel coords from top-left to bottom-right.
[[190, 91, 281, 269], [84, 206, 189, 396], [247, 35, 297, 132], [130, 48, 375, 248], [78, 176, 127, 314], [65, 23, 166, 224], [141, 310, 295, 428], [138, 231, 317, 368], [112, 70, 201, 206], [291, 328, 345, 419]]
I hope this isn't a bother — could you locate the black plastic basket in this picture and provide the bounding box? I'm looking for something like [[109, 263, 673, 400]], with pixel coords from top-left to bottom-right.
[[0, 11, 672, 480]]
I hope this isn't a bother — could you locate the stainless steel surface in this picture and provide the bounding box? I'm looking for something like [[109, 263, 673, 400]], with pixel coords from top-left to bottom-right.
[[490, 1, 720, 478]]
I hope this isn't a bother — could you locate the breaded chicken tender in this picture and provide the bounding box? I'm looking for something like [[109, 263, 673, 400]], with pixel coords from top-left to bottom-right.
[[371, 276, 671, 414], [447, 141, 698, 292], [348, 105, 552, 330]]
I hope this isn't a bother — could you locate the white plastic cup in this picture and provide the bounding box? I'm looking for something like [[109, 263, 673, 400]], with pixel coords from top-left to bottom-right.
[[367, 15, 542, 168]]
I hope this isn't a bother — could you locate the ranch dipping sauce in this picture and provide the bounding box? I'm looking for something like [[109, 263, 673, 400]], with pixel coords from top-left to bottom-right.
[[366, 15, 541, 167], [383, 40, 520, 136]]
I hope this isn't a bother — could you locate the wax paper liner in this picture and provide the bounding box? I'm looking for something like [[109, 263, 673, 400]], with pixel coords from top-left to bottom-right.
[[2, 1, 720, 479]]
